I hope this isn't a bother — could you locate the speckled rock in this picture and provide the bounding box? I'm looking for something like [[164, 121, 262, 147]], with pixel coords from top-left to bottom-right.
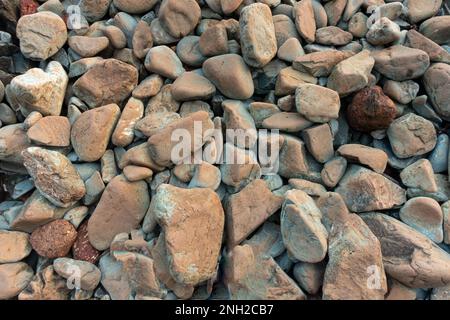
[[30, 219, 77, 258]]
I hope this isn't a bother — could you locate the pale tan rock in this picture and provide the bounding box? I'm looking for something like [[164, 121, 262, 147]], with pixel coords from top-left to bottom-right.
[[88, 175, 150, 250], [262, 112, 312, 132], [302, 124, 334, 163], [132, 74, 164, 100], [315, 26, 352, 46], [123, 165, 153, 182], [71, 104, 121, 162], [224, 244, 306, 300], [316, 192, 350, 232], [293, 262, 325, 295], [323, 214, 387, 300], [400, 159, 437, 193], [385, 279, 419, 300], [53, 258, 101, 291], [151, 184, 224, 286], [22, 147, 86, 207], [295, 83, 340, 123], [288, 179, 327, 197], [68, 36, 109, 58], [112, 98, 144, 147], [144, 46, 185, 80], [293, 0, 316, 43], [277, 37, 304, 63], [337, 144, 388, 173], [275, 66, 317, 96], [27, 116, 70, 147], [407, 0, 442, 24], [321, 157, 347, 188], [423, 63, 450, 120], [0, 124, 31, 164], [405, 30, 450, 64], [226, 179, 283, 247], [135, 112, 180, 137], [362, 212, 450, 288], [0, 262, 34, 300], [324, 0, 347, 26], [19, 265, 70, 300], [0, 230, 31, 263], [171, 72, 216, 101], [118, 143, 165, 172]]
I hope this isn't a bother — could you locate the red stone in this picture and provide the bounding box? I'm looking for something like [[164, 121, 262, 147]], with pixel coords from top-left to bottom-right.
[[346, 85, 397, 133], [72, 221, 101, 264], [30, 219, 77, 258], [20, 0, 38, 17]]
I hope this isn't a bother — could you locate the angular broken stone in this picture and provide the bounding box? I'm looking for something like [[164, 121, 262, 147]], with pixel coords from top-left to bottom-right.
[[281, 190, 328, 263], [225, 179, 283, 247], [88, 175, 150, 250], [302, 124, 334, 163], [292, 50, 353, 77], [150, 184, 224, 286], [400, 159, 438, 193], [225, 244, 306, 300], [22, 147, 86, 207], [19, 265, 70, 300], [362, 213, 450, 288], [323, 214, 387, 300], [337, 144, 388, 173], [336, 165, 406, 212], [9, 61, 68, 116], [71, 104, 121, 162]]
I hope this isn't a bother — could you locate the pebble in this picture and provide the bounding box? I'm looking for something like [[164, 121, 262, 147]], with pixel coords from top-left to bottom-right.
[[144, 46, 185, 80], [225, 179, 283, 247], [324, 0, 347, 26], [68, 36, 109, 58], [405, 29, 450, 64], [347, 86, 397, 133], [63, 206, 89, 229], [372, 45, 430, 81], [348, 12, 368, 38], [30, 219, 78, 258], [239, 3, 277, 68], [429, 134, 449, 173], [321, 156, 347, 188], [159, 0, 201, 38], [337, 144, 388, 173], [302, 124, 334, 163], [171, 72, 216, 101], [399, 197, 443, 243], [113, 0, 158, 14], [419, 16, 450, 45], [327, 50, 375, 96], [423, 63, 450, 120], [73, 59, 138, 109], [0, 230, 31, 263], [112, 98, 144, 147], [88, 175, 150, 250], [16, 11, 67, 61], [83, 171, 105, 206], [406, 0, 442, 23], [53, 258, 101, 291], [9, 61, 68, 116], [71, 104, 121, 162], [188, 162, 221, 190], [203, 54, 254, 100], [123, 165, 153, 182], [273, 15, 299, 47], [383, 80, 420, 105], [19, 265, 70, 300], [362, 213, 450, 288], [336, 165, 406, 212], [366, 17, 401, 46], [103, 25, 127, 50], [292, 50, 353, 77], [176, 36, 206, 67], [295, 83, 340, 123], [293, 0, 316, 43], [293, 262, 325, 295], [400, 159, 438, 193], [277, 37, 304, 63], [387, 113, 437, 159], [0, 262, 34, 300], [27, 116, 70, 147], [281, 190, 328, 263], [72, 221, 101, 264], [315, 26, 353, 46], [275, 66, 317, 96], [223, 100, 257, 149]]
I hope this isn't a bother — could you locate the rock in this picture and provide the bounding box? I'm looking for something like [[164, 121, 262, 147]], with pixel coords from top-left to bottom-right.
[[302, 124, 334, 163], [361, 213, 450, 288], [275, 66, 317, 96], [19, 265, 70, 300], [387, 113, 437, 159], [0, 80, 4, 102], [199, 24, 228, 57], [400, 159, 438, 193], [239, 3, 277, 68], [118, 143, 165, 172], [226, 179, 283, 247], [150, 184, 224, 285], [0, 230, 31, 263], [423, 63, 450, 120], [220, 0, 243, 14], [348, 12, 368, 38], [103, 25, 126, 49], [419, 16, 450, 45], [429, 134, 449, 174], [315, 26, 352, 46], [337, 144, 388, 173], [324, 0, 347, 26], [203, 54, 254, 100], [145, 84, 180, 114], [112, 98, 143, 148], [83, 171, 105, 205], [366, 17, 401, 46], [177, 35, 206, 67], [22, 147, 85, 207], [123, 165, 153, 182], [68, 57, 104, 78], [431, 284, 450, 300], [400, 197, 443, 243], [132, 74, 163, 100], [88, 175, 150, 250], [9, 61, 68, 116], [295, 83, 340, 123], [406, 0, 441, 23], [72, 221, 101, 264], [373, 45, 430, 81], [346, 85, 397, 133], [293, 262, 325, 295], [53, 258, 101, 291], [0, 262, 34, 300], [171, 72, 216, 101], [98, 253, 131, 300], [223, 100, 257, 149], [113, 0, 158, 14], [135, 112, 180, 137], [323, 214, 387, 300], [63, 206, 88, 229], [71, 104, 121, 162], [293, 0, 316, 43], [277, 134, 311, 179], [273, 14, 299, 47], [321, 156, 347, 188], [336, 165, 406, 212], [277, 37, 304, 62], [159, 0, 201, 38], [243, 221, 284, 257], [444, 201, 450, 245], [73, 59, 138, 109], [30, 219, 77, 258], [16, 11, 67, 61], [79, 0, 111, 22], [224, 244, 306, 300], [188, 162, 221, 190], [68, 36, 109, 58], [281, 190, 328, 263], [383, 80, 420, 105], [262, 112, 312, 132], [144, 46, 185, 80], [405, 30, 450, 64], [148, 111, 214, 167], [327, 50, 375, 96], [292, 50, 353, 77], [27, 116, 70, 147]]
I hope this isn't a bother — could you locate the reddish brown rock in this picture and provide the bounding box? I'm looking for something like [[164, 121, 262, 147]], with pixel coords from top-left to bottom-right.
[[72, 221, 101, 264], [30, 220, 78, 258], [226, 179, 283, 247], [27, 116, 70, 147], [346, 86, 397, 132], [293, 0, 316, 43], [20, 0, 38, 16]]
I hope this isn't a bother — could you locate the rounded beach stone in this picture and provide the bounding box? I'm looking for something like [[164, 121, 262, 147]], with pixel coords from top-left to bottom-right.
[[0, 262, 34, 300], [158, 0, 201, 38], [113, 0, 158, 14], [30, 220, 78, 258], [0, 230, 32, 263], [144, 46, 185, 79]]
